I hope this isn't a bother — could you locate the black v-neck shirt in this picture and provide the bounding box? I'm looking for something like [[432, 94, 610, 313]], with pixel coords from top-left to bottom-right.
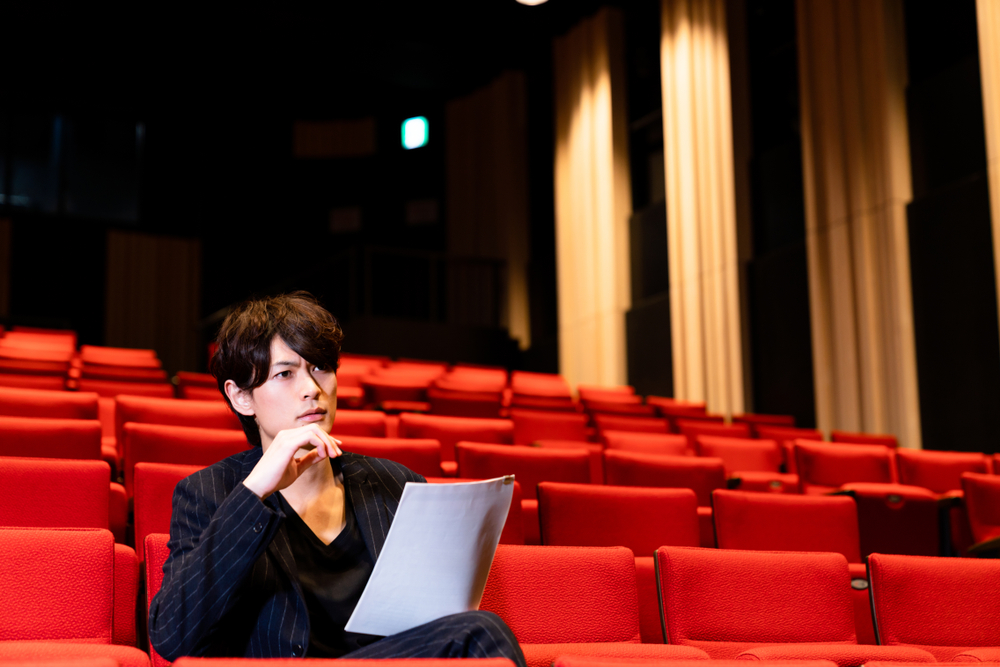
[[275, 490, 379, 657]]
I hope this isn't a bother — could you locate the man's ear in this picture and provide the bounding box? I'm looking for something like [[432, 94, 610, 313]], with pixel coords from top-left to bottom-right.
[[224, 380, 255, 417]]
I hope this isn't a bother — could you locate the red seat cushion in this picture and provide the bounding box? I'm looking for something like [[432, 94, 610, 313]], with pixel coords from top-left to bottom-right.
[[895, 449, 991, 494], [0, 643, 150, 667], [736, 644, 935, 665], [522, 644, 710, 667]]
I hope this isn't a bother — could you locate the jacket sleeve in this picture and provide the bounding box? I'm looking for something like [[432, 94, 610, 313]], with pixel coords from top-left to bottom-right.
[[148, 473, 282, 661]]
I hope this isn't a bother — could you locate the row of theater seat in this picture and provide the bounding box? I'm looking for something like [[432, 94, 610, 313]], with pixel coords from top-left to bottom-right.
[[4, 521, 1000, 667]]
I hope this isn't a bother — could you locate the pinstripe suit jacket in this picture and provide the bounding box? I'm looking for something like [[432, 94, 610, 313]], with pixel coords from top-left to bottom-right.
[[148, 447, 425, 661]]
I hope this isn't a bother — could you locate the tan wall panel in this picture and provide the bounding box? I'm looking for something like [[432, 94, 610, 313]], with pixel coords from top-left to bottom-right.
[[977, 0, 1000, 337]]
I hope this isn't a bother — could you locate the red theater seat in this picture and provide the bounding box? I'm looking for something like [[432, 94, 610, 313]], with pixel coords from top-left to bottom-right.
[[646, 396, 707, 420], [115, 395, 241, 456], [174, 659, 517, 667], [831, 430, 899, 448], [839, 483, 939, 558], [538, 483, 700, 643], [335, 435, 442, 478], [0, 528, 150, 667], [756, 426, 823, 472], [479, 545, 712, 667], [794, 440, 896, 495], [0, 415, 103, 460], [655, 546, 935, 664], [593, 414, 671, 435], [961, 472, 1000, 552], [123, 423, 249, 497], [457, 442, 590, 545], [896, 449, 992, 494], [712, 489, 875, 644], [696, 436, 797, 493], [0, 385, 99, 419], [732, 412, 796, 428], [676, 420, 751, 451], [427, 386, 504, 418], [330, 410, 389, 437], [602, 430, 689, 456], [531, 440, 604, 485], [145, 533, 172, 667], [399, 413, 514, 474], [511, 409, 589, 444], [134, 462, 202, 563], [868, 553, 1000, 661], [0, 373, 67, 390], [604, 450, 725, 506], [77, 378, 176, 399]]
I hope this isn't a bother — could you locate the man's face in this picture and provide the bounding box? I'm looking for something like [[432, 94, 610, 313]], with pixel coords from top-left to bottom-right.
[[245, 336, 338, 450]]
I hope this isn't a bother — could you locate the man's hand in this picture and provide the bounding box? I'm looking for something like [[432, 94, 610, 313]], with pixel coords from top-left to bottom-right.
[[242, 424, 343, 500]]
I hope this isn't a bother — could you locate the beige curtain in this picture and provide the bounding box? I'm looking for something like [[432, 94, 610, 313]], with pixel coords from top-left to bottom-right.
[[797, 0, 921, 447], [553, 7, 633, 391], [446, 71, 531, 347], [977, 0, 1000, 335], [660, 0, 745, 416], [105, 231, 201, 374], [0, 219, 9, 318]]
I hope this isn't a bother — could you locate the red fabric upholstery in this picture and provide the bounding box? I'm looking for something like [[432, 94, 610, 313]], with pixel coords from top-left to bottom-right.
[[512, 409, 589, 444], [113, 544, 139, 646], [510, 394, 579, 411], [604, 451, 725, 506], [0, 528, 116, 642], [427, 386, 504, 418], [0, 416, 102, 460], [0, 373, 68, 390], [731, 471, 801, 494], [0, 643, 149, 667], [174, 660, 517, 667], [962, 472, 1000, 544], [554, 659, 834, 667], [755, 425, 823, 444], [80, 346, 159, 367], [578, 385, 635, 398], [330, 410, 388, 437], [677, 421, 751, 451], [594, 414, 671, 435], [110, 482, 128, 543], [538, 482, 699, 554], [361, 375, 432, 404], [896, 449, 991, 494], [831, 430, 899, 448], [145, 533, 172, 667], [736, 644, 935, 665], [794, 440, 896, 494], [732, 413, 796, 427], [869, 553, 1000, 660], [646, 397, 707, 419], [457, 443, 591, 501], [80, 365, 169, 382], [954, 648, 1000, 662], [123, 423, 249, 497], [177, 386, 224, 401], [523, 644, 709, 667], [175, 371, 216, 388], [480, 545, 641, 643], [0, 457, 110, 531], [336, 435, 441, 477], [841, 483, 939, 557], [511, 371, 573, 398], [425, 477, 524, 545], [0, 386, 99, 419], [399, 413, 514, 463], [712, 489, 861, 561], [584, 401, 657, 417], [134, 462, 203, 563], [533, 440, 605, 484], [656, 546, 860, 659], [78, 379, 176, 398], [115, 395, 241, 455], [602, 431, 689, 456], [695, 436, 783, 474]]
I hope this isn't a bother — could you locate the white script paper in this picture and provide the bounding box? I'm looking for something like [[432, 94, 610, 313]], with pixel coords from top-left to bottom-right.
[[344, 475, 514, 637]]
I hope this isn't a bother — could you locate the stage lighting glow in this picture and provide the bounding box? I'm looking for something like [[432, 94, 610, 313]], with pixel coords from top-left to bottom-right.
[[402, 116, 429, 149], [516, 0, 548, 5]]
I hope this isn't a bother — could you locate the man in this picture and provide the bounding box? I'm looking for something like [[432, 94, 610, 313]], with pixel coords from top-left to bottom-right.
[[149, 291, 525, 665]]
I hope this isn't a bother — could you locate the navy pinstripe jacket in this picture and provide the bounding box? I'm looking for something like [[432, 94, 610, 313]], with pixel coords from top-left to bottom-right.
[[148, 447, 425, 660]]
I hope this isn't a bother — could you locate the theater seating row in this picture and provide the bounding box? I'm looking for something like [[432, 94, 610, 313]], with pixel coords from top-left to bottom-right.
[[4, 521, 1000, 667]]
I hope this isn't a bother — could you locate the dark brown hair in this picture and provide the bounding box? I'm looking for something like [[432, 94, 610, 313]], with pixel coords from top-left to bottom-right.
[[212, 291, 344, 447]]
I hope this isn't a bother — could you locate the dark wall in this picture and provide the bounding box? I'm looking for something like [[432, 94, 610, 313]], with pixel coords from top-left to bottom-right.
[[904, 0, 1000, 452]]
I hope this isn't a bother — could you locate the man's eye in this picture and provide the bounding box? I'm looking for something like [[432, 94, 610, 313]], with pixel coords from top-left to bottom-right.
[[275, 370, 291, 379], [313, 365, 330, 373]]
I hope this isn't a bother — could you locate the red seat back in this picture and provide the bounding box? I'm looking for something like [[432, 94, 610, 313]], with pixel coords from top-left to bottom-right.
[[145, 532, 172, 667], [0, 528, 116, 643], [895, 449, 991, 494], [794, 440, 896, 494], [336, 436, 441, 478], [677, 421, 751, 452], [510, 409, 588, 444], [0, 415, 102, 460], [115, 395, 241, 448], [732, 413, 796, 427], [479, 544, 641, 644], [603, 450, 726, 506], [712, 489, 861, 562], [0, 373, 67, 391], [656, 546, 855, 658], [601, 430, 689, 456], [510, 371, 572, 399], [593, 414, 670, 435], [77, 379, 176, 398], [0, 386, 99, 419], [868, 552, 1000, 660], [583, 401, 657, 417], [961, 472, 1000, 543], [399, 413, 513, 463], [538, 482, 699, 554], [831, 430, 898, 448], [456, 443, 590, 500], [0, 457, 110, 530], [696, 436, 783, 474], [755, 425, 822, 442], [427, 386, 503, 419], [134, 462, 203, 563], [331, 410, 388, 437], [123, 423, 249, 497]]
